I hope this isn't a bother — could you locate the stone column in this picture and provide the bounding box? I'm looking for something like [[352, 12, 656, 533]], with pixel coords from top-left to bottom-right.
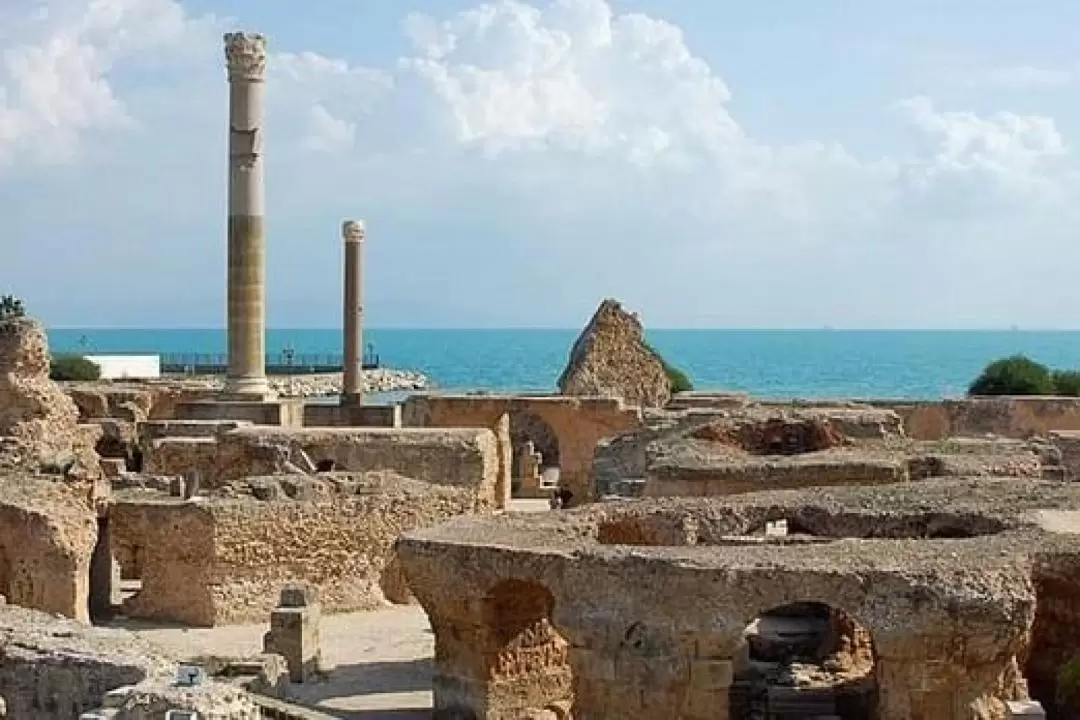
[[341, 220, 365, 406], [224, 32, 270, 398]]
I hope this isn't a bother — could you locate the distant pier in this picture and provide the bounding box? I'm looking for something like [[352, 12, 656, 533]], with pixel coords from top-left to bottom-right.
[[160, 348, 380, 376]]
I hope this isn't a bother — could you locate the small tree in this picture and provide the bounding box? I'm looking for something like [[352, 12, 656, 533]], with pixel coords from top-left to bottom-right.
[[646, 342, 694, 393], [1053, 370, 1080, 397], [50, 354, 101, 382], [968, 355, 1054, 396], [0, 295, 25, 321]]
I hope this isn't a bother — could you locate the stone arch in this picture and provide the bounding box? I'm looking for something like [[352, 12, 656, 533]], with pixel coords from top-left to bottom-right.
[[481, 579, 573, 714], [731, 601, 879, 719], [508, 410, 562, 497]]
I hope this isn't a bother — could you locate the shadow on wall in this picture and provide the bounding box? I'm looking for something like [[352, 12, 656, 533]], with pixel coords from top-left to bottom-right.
[[732, 602, 879, 719]]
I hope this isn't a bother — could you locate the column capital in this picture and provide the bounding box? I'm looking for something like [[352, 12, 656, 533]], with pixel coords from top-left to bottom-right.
[[342, 219, 366, 243], [224, 32, 268, 83]]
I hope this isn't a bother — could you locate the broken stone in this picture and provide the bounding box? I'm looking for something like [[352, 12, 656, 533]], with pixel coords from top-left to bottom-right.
[[557, 298, 672, 409]]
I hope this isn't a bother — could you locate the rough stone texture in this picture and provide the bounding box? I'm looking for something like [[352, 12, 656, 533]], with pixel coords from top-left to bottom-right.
[[397, 478, 1080, 720], [1, 600, 266, 719], [0, 318, 100, 477], [595, 404, 907, 498], [111, 471, 494, 626], [557, 298, 672, 410], [140, 425, 502, 501], [871, 396, 1080, 441], [0, 474, 98, 622], [263, 585, 321, 683], [402, 394, 642, 506], [0, 601, 171, 718]]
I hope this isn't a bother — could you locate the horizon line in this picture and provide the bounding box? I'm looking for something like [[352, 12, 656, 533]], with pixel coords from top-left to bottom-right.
[[44, 325, 1080, 333]]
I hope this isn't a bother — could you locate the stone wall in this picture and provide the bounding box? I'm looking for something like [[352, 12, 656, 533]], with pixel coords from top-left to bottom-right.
[[0, 474, 97, 622], [397, 479, 1080, 720], [0, 602, 170, 718], [111, 471, 494, 626], [303, 402, 400, 428], [870, 396, 1080, 440], [402, 394, 642, 505], [141, 425, 504, 505]]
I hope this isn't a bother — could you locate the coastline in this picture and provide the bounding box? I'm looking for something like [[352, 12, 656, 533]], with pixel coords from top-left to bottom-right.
[[172, 368, 430, 398]]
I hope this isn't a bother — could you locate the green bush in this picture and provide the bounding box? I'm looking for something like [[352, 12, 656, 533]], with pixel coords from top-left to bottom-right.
[[0, 295, 25, 321], [1053, 370, 1080, 397], [968, 355, 1055, 396], [50, 354, 101, 382], [645, 342, 694, 393]]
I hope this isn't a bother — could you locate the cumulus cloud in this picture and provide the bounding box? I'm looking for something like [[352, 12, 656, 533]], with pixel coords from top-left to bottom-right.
[[0, 0, 223, 168], [4, 0, 1080, 327]]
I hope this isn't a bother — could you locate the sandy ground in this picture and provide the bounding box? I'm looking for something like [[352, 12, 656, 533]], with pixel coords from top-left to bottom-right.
[[125, 499, 552, 719], [128, 605, 434, 719]]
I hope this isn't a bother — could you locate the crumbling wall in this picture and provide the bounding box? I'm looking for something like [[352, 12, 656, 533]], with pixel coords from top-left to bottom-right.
[[112, 472, 492, 626], [140, 425, 503, 504], [0, 318, 100, 476], [557, 298, 673, 409], [403, 394, 642, 505], [875, 397, 1080, 440], [110, 499, 217, 626], [0, 602, 169, 718], [0, 475, 97, 622]]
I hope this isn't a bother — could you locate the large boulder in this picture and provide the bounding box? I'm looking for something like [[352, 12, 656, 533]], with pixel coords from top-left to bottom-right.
[[0, 318, 99, 476], [557, 298, 671, 409]]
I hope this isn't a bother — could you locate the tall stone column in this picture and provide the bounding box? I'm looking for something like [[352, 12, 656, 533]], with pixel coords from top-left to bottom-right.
[[342, 220, 365, 405], [224, 32, 270, 398]]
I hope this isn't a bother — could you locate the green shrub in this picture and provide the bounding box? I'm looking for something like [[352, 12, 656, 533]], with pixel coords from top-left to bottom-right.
[[645, 342, 694, 393], [50, 354, 101, 382], [1054, 370, 1080, 397], [968, 355, 1054, 396], [0, 295, 25, 321]]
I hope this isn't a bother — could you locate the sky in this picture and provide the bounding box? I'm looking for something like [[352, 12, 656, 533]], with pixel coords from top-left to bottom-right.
[[3, 0, 1080, 329]]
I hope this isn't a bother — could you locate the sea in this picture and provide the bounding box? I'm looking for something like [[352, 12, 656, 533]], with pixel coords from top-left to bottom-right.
[[45, 328, 1080, 401]]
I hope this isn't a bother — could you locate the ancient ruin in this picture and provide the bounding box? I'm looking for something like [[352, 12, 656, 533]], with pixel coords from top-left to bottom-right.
[[9, 23, 1080, 720], [558, 298, 673, 409], [397, 478, 1080, 719]]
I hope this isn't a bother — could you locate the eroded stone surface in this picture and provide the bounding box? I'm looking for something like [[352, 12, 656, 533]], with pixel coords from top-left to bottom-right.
[[0, 474, 98, 621], [0, 318, 99, 478], [557, 298, 672, 410], [111, 471, 495, 626], [398, 478, 1080, 720]]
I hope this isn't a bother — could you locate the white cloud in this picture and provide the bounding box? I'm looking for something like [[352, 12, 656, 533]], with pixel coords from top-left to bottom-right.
[[0, 0, 223, 168], [4, 0, 1080, 328]]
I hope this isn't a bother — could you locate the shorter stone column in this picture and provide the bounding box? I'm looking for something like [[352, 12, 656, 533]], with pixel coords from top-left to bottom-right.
[[263, 584, 322, 683], [341, 219, 365, 406]]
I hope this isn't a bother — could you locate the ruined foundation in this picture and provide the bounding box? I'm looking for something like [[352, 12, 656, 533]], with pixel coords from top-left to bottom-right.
[[398, 478, 1080, 720]]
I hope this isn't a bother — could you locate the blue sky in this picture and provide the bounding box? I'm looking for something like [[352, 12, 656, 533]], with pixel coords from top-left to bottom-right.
[[3, 0, 1080, 329]]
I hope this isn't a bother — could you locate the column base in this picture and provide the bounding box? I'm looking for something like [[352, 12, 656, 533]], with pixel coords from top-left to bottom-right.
[[222, 376, 274, 401], [340, 392, 364, 407]]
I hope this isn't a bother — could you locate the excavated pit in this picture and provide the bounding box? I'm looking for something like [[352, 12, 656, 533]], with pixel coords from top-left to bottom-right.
[[595, 507, 1010, 547]]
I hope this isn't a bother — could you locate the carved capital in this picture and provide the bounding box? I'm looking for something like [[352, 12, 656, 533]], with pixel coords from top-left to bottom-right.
[[342, 220, 366, 243], [224, 32, 268, 82]]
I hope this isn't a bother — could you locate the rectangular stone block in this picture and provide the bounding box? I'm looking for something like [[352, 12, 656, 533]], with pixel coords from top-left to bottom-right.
[[1007, 700, 1047, 719]]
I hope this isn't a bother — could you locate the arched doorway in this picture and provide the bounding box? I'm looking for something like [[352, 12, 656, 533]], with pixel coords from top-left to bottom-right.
[[482, 579, 572, 715], [508, 411, 562, 498], [731, 602, 878, 719]]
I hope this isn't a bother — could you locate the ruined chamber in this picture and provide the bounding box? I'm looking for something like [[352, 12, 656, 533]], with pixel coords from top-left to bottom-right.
[[397, 478, 1080, 720]]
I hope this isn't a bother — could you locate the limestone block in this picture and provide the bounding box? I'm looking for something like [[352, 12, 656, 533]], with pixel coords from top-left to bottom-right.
[[263, 585, 322, 683], [1006, 700, 1047, 718]]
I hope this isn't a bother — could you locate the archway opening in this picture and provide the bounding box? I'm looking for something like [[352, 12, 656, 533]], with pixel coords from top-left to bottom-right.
[[509, 411, 562, 499], [88, 515, 117, 624], [482, 579, 572, 716], [731, 602, 878, 719]]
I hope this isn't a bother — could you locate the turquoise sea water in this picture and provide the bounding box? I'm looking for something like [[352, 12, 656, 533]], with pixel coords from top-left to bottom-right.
[[46, 328, 1080, 400]]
